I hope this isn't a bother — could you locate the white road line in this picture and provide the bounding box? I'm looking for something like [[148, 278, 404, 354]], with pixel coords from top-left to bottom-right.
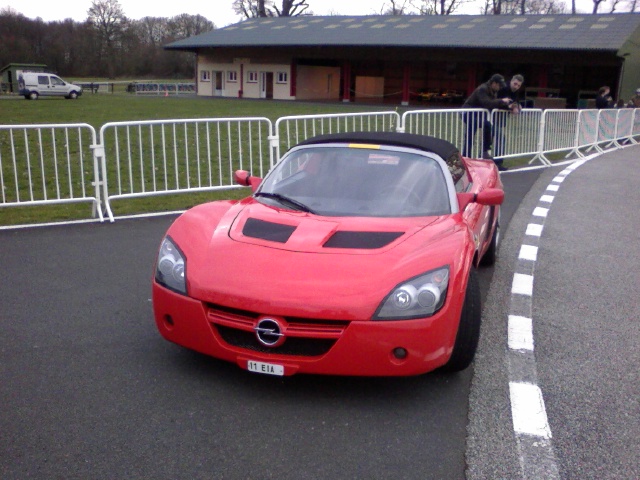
[[526, 223, 543, 237], [508, 315, 534, 351], [512, 273, 534, 296], [532, 207, 549, 217], [506, 155, 601, 479], [519, 245, 538, 261], [509, 382, 552, 438]]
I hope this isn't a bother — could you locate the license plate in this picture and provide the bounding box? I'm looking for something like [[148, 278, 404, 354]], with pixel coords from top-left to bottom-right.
[[247, 360, 284, 376]]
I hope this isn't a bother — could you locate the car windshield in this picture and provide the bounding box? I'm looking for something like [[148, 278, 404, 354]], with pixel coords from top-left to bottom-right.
[[257, 145, 451, 217]]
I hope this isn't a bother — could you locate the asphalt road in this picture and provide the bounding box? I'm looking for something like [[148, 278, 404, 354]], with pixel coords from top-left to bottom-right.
[[1, 150, 637, 479]]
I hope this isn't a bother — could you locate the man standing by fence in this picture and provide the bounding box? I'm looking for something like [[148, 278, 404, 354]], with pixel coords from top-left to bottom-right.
[[494, 74, 524, 158], [462, 74, 514, 170]]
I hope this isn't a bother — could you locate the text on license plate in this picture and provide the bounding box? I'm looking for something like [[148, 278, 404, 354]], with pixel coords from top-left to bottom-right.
[[247, 360, 284, 376]]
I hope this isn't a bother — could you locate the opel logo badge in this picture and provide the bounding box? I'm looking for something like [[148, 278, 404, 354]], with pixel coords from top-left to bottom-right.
[[254, 318, 285, 347]]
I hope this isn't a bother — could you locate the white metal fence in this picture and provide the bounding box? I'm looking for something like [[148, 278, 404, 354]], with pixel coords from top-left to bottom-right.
[[0, 123, 105, 221], [98, 117, 273, 220], [401, 109, 482, 157], [274, 111, 401, 159], [1, 108, 638, 224]]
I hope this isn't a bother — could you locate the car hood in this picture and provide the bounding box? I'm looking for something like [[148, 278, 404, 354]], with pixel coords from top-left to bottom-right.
[[173, 200, 468, 320], [228, 201, 439, 254]]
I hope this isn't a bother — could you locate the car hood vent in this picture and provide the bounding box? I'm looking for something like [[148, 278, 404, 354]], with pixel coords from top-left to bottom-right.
[[242, 218, 296, 243], [228, 202, 436, 254], [323, 231, 404, 249]]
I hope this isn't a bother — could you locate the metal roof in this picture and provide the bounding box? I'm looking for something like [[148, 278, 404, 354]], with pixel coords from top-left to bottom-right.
[[166, 14, 640, 52]]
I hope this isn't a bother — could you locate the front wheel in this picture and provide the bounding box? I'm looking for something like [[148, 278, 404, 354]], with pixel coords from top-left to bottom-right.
[[480, 208, 500, 267], [441, 268, 482, 372], [68, 91, 79, 99]]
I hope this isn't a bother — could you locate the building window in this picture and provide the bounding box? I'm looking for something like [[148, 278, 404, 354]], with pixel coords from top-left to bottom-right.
[[276, 72, 288, 84], [227, 71, 238, 82], [247, 71, 258, 83], [201, 71, 211, 82]]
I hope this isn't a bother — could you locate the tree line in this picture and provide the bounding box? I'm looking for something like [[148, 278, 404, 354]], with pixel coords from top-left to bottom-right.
[[0, 0, 213, 79], [1, 0, 636, 81]]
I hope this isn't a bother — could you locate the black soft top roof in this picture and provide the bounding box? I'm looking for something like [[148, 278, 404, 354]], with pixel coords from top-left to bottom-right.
[[296, 132, 459, 160]]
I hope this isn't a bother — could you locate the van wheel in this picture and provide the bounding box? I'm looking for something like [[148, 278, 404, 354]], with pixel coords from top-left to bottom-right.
[[68, 91, 78, 99], [29, 92, 38, 100]]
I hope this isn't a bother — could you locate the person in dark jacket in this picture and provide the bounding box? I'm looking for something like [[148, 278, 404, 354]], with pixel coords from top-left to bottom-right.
[[462, 74, 514, 170], [494, 74, 524, 157], [627, 88, 640, 108], [596, 86, 614, 109]]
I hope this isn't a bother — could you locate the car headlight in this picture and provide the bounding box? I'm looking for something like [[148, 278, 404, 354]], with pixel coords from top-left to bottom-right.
[[374, 266, 449, 320], [155, 236, 187, 295]]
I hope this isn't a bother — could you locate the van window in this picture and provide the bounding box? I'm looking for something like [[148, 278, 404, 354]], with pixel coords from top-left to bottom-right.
[[51, 76, 65, 86], [38, 76, 49, 86]]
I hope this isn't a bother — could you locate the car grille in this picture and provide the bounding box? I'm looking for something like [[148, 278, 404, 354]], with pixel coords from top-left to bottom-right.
[[206, 303, 349, 357]]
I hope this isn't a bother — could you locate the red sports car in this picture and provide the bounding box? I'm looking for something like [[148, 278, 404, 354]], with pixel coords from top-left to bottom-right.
[[152, 132, 503, 376]]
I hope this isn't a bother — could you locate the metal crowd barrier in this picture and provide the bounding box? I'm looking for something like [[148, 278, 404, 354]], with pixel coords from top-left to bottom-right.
[[274, 111, 401, 160], [98, 117, 273, 220], [491, 109, 542, 161], [1, 108, 639, 225], [0, 123, 104, 221], [401, 109, 484, 158], [132, 83, 196, 95]]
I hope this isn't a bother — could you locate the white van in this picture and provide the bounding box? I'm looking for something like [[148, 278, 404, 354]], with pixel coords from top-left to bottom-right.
[[17, 71, 83, 100]]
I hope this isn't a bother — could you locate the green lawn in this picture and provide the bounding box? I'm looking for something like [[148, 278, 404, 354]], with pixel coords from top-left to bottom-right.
[[0, 94, 391, 130]]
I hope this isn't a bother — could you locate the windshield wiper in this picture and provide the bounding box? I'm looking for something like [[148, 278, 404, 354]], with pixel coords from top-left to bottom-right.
[[254, 192, 316, 214]]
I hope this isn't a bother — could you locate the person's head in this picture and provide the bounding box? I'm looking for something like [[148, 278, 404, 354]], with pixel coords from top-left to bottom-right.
[[510, 74, 524, 92], [635, 87, 640, 96], [488, 74, 506, 93], [599, 86, 610, 96]]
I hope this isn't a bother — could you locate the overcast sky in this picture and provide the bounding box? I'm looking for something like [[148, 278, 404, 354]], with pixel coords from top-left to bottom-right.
[[2, 0, 598, 26]]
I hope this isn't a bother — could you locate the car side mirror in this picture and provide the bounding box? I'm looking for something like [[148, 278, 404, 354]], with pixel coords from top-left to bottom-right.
[[457, 188, 504, 210], [234, 170, 262, 192], [476, 188, 504, 206]]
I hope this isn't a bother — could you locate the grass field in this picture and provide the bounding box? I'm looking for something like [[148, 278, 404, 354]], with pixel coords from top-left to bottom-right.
[[1, 94, 392, 130]]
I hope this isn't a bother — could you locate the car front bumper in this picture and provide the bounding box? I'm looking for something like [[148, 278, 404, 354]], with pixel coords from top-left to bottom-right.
[[152, 282, 462, 377]]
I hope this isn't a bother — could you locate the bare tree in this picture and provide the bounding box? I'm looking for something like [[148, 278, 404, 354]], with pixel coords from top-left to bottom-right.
[[380, 0, 414, 14], [87, 0, 127, 77], [137, 16, 169, 47], [273, 0, 311, 15], [483, 0, 565, 14], [592, 0, 608, 12], [232, 0, 310, 18], [168, 14, 214, 39], [524, 0, 566, 13], [609, 0, 624, 11], [417, 0, 472, 14]]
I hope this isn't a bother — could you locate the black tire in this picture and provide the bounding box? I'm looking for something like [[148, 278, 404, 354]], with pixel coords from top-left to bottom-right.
[[28, 92, 38, 100], [441, 268, 482, 372], [480, 213, 500, 267], [68, 91, 79, 99], [480, 219, 499, 266]]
